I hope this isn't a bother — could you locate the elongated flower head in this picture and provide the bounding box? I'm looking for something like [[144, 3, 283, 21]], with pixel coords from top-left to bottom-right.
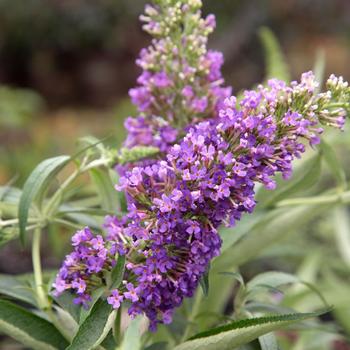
[[124, 0, 231, 155], [54, 71, 349, 330]]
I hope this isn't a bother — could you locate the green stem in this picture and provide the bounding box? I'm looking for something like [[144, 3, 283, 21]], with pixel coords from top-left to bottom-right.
[[32, 228, 49, 310], [81, 157, 112, 172], [32, 229, 73, 341], [0, 217, 39, 227], [180, 291, 203, 343], [44, 156, 112, 219], [44, 170, 80, 218], [113, 307, 122, 346], [327, 102, 350, 108], [53, 218, 84, 230]]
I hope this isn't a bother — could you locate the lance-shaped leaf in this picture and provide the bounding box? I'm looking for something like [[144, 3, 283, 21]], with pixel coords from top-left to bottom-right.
[[67, 299, 115, 350], [320, 140, 347, 190], [54, 291, 81, 323], [110, 254, 126, 290], [333, 206, 350, 268], [174, 310, 329, 350], [214, 204, 327, 271], [0, 274, 37, 306], [246, 270, 328, 307], [120, 316, 143, 350], [259, 27, 290, 82], [199, 263, 210, 297], [18, 155, 70, 244], [259, 333, 279, 350], [79, 287, 105, 324], [261, 153, 322, 208], [90, 168, 120, 212], [0, 299, 68, 350]]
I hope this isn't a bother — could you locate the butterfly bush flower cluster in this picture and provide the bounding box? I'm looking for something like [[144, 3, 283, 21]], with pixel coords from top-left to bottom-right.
[[53, 70, 349, 329], [124, 0, 231, 154], [107, 73, 348, 328], [52, 227, 112, 308], [52, 0, 350, 332]]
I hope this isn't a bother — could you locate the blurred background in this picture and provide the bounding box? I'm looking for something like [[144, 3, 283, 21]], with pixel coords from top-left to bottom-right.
[[1, 1, 350, 349], [1, 0, 350, 184]]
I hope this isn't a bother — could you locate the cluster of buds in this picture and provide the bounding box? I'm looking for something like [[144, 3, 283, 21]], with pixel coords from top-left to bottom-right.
[[124, 0, 231, 155]]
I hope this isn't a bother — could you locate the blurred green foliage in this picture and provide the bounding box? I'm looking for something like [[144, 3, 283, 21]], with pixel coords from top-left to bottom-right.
[[0, 85, 44, 127]]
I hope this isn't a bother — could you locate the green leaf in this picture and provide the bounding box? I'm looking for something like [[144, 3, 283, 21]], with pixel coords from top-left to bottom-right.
[[0, 186, 23, 245], [262, 153, 322, 208], [259, 27, 290, 82], [313, 49, 326, 93], [199, 263, 210, 297], [0, 274, 37, 306], [0, 226, 19, 247], [247, 271, 298, 293], [259, 333, 279, 350], [109, 170, 128, 213], [213, 204, 328, 280], [67, 299, 115, 350], [333, 206, 350, 268], [0, 185, 22, 204], [110, 254, 126, 290], [245, 271, 329, 307], [78, 135, 105, 152], [54, 306, 79, 340], [74, 135, 112, 160], [58, 206, 113, 217], [0, 299, 68, 350], [90, 168, 120, 212], [18, 155, 70, 244], [54, 291, 81, 323], [174, 310, 329, 350], [63, 215, 101, 230], [120, 316, 143, 350], [195, 273, 236, 332], [144, 342, 169, 350], [220, 212, 265, 253], [118, 146, 159, 165], [79, 287, 105, 324], [0, 186, 23, 220], [219, 272, 245, 287], [100, 330, 118, 350], [320, 140, 347, 190]]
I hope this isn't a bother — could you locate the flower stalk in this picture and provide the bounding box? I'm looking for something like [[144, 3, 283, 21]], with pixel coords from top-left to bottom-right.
[[32, 227, 49, 310]]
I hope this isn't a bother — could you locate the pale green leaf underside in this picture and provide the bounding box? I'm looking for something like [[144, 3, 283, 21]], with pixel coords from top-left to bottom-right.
[[259, 333, 279, 350], [259, 27, 290, 82], [0, 300, 68, 350], [174, 310, 327, 350], [67, 299, 114, 350], [0, 274, 37, 306]]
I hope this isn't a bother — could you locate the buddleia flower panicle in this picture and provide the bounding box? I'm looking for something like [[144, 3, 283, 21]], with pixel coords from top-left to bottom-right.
[[53, 227, 111, 308], [53, 70, 349, 330], [124, 0, 231, 156], [106, 72, 348, 329]]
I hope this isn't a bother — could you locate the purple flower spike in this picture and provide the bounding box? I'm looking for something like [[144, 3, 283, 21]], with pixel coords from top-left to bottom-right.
[[53, 0, 349, 332]]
